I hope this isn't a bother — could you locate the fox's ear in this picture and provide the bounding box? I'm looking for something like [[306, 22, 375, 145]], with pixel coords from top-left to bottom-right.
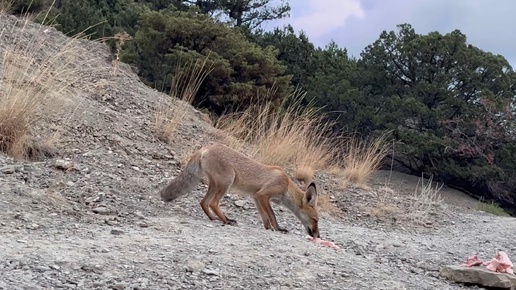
[[305, 182, 318, 207]]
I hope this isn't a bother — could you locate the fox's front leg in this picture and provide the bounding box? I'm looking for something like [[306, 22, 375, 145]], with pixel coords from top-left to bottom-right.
[[253, 197, 272, 230], [256, 194, 288, 233], [268, 207, 288, 233]]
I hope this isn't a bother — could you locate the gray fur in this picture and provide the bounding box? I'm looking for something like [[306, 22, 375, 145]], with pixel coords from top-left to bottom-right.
[[159, 152, 201, 202]]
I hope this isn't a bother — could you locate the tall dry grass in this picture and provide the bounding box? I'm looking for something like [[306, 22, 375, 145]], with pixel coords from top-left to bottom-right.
[[373, 174, 445, 222], [111, 31, 132, 75], [215, 88, 394, 190], [215, 90, 340, 179], [0, 0, 14, 14], [154, 56, 213, 144], [405, 174, 445, 221], [340, 132, 391, 188], [0, 8, 90, 159]]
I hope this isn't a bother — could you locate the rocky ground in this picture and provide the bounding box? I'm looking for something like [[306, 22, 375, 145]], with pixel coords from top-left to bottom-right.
[[1, 13, 515, 290]]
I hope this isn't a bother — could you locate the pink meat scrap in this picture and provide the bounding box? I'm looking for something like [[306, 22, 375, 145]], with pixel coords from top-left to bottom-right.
[[484, 251, 514, 274], [462, 251, 514, 274], [461, 255, 483, 267], [305, 235, 340, 249]]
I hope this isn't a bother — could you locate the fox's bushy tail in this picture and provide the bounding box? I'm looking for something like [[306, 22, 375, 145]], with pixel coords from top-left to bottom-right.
[[159, 151, 202, 202]]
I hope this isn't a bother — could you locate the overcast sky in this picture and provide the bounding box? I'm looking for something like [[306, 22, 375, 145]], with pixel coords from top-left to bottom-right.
[[264, 0, 516, 68]]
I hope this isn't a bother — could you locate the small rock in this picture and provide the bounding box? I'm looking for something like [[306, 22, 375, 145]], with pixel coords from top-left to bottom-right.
[[202, 268, 220, 276], [92, 207, 113, 215], [53, 160, 79, 171], [133, 211, 145, 219], [234, 200, 246, 207], [1, 165, 16, 174], [111, 284, 126, 290], [26, 223, 40, 230], [85, 196, 100, 204], [105, 219, 119, 226], [440, 265, 516, 289], [14, 213, 29, 221], [92, 282, 104, 288], [186, 260, 205, 273], [81, 264, 103, 274], [138, 222, 149, 228], [34, 265, 51, 272], [110, 229, 124, 235]]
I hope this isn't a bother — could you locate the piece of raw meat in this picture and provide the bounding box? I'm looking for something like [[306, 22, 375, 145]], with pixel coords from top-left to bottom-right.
[[483, 251, 514, 274], [305, 235, 340, 249], [462, 255, 483, 267], [462, 252, 514, 274]]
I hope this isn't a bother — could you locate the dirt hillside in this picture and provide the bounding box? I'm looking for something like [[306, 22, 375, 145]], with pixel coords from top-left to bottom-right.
[[0, 13, 514, 290]]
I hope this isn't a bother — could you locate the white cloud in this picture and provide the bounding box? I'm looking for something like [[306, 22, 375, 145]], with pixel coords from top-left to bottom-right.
[[264, 0, 516, 66], [289, 0, 365, 40]]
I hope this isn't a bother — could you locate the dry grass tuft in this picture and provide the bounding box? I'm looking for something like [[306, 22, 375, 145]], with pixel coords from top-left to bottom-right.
[[155, 55, 213, 144], [111, 31, 132, 75], [403, 174, 445, 222], [0, 9, 91, 159], [373, 185, 397, 204], [317, 194, 340, 214], [365, 185, 399, 220], [367, 174, 446, 226], [216, 90, 339, 181], [368, 203, 398, 219], [293, 165, 314, 185], [0, 0, 14, 14], [340, 132, 391, 188]]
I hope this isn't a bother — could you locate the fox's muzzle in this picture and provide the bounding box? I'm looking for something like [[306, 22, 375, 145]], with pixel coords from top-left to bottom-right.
[[306, 226, 320, 238]]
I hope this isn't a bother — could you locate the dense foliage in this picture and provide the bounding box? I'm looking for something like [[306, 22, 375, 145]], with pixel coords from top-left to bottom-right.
[[356, 24, 516, 211], [121, 7, 291, 113], [8, 0, 45, 14], [14, 1, 516, 214]]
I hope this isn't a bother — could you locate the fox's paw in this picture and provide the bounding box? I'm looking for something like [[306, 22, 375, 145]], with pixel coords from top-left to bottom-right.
[[276, 227, 289, 234], [225, 218, 238, 226]]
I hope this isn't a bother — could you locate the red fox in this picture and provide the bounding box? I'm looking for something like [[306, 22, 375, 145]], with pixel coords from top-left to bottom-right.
[[159, 143, 320, 238]]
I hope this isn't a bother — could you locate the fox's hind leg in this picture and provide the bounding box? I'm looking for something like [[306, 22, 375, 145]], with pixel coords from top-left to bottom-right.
[[210, 187, 237, 226], [200, 182, 219, 221], [209, 173, 237, 226]]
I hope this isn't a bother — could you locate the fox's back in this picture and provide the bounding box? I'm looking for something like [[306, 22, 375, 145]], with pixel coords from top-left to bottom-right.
[[199, 144, 288, 193]]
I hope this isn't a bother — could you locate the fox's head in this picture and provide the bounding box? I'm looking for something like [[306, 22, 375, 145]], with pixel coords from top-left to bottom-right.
[[300, 182, 320, 238]]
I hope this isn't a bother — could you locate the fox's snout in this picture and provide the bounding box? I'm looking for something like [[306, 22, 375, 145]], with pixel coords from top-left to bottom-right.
[[306, 225, 320, 238]]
